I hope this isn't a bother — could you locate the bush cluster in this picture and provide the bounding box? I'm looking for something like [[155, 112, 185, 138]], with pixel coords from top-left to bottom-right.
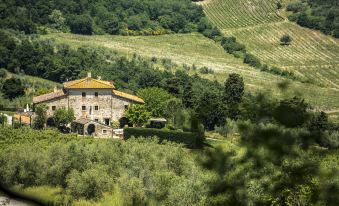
[[0, 127, 211, 205], [124, 128, 198, 148], [287, 1, 339, 38]]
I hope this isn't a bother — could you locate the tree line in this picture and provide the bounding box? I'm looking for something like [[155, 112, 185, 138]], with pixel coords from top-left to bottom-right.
[[287, 0, 339, 38], [0, 0, 214, 36]]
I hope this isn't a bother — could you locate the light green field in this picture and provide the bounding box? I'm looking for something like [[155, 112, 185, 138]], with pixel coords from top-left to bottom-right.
[[199, 0, 284, 28], [42, 32, 245, 71], [201, 0, 339, 89], [42, 33, 339, 111]]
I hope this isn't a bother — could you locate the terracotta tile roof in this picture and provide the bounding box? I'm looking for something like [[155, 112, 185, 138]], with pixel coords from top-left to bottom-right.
[[13, 114, 31, 125], [113, 90, 145, 104], [33, 90, 66, 104], [63, 77, 115, 89]]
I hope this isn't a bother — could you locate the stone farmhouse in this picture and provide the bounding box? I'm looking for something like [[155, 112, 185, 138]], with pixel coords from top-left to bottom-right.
[[32, 73, 144, 137]]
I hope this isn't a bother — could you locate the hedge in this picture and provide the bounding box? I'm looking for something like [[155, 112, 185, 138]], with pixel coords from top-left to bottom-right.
[[124, 128, 197, 148]]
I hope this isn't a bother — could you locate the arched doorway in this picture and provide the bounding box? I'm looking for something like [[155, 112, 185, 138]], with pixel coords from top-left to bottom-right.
[[119, 117, 131, 128], [46, 117, 55, 127], [87, 124, 95, 135]]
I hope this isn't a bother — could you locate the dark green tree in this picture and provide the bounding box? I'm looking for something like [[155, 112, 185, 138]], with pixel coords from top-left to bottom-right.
[[183, 81, 194, 108], [196, 90, 225, 131], [137, 87, 172, 118], [223, 73, 245, 120], [53, 108, 75, 129], [125, 104, 151, 127], [274, 97, 310, 128], [33, 104, 48, 129], [68, 15, 93, 35], [224, 73, 245, 105], [2, 78, 25, 100]]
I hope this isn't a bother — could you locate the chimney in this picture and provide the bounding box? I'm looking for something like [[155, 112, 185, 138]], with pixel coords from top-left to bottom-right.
[[53, 86, 57, 92], [97, 76, 101, 80], [87, 72, 92, 78]]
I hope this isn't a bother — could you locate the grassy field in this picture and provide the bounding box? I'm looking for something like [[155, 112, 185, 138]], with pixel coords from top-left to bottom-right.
[[41, 33, 339, 112], [201, 0, 339, 89], [199, 0, 284, 29]]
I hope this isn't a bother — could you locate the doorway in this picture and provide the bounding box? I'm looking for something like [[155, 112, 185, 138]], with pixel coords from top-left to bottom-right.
[[87, 124, 95, 135]]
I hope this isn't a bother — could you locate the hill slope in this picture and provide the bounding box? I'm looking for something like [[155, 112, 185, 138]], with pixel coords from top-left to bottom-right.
[[42, 33, 339, 112], [201, 0, 339, 89]]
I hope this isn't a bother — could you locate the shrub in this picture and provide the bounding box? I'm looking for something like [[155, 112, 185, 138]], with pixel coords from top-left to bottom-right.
[[280, 34, 292, 45], [244, 53, 261, 68], [0, 114, 7, 125], [66, 167, 112, 200], [320, 131, 339, 149], [199, 66, 213, 74], [221, 37, 246, 54], [286, 3, 306, 13], [124, 128, 197, 148]]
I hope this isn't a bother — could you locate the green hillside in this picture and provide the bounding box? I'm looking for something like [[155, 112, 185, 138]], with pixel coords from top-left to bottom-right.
[[201, 0, 339, 89], [42, 33, 339, 113]]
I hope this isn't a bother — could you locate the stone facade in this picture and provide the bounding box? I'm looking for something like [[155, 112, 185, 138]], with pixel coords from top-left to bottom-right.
[[33, 74, 144, 135], [71, 119, 118, 138], [42, 88, 132, 125]]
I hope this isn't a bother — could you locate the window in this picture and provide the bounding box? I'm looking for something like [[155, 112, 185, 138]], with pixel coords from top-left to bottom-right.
[[104, 118, 110, 125], [102, 130, 107, 134], [94, 119, 99, 122], [82, 106, 86, 110], [95, 106, 99, 110], [95, 92, 98, 97], [52, 106, 56, 111], [82, 92, 86, 97]]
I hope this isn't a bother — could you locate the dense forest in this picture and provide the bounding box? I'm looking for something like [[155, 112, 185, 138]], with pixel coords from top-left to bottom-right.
[[287, 0, 339, 38], [0, 0, 213, 35]]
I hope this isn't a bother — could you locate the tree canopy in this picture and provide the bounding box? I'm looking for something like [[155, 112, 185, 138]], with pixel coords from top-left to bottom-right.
[[1, 78, 25, 100], [0, 0, 211, 35], [288, 0, 339, 38]]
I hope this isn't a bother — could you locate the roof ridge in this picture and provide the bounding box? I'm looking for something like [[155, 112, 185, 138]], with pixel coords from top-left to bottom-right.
[[63, 77, 115, 89], [64, 77, 88, 87], [91, 78, 112, 86]]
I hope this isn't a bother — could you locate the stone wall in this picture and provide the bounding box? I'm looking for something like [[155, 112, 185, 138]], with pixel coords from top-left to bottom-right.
[[68, 89, 113, 124], [112, 95, 131, 122], [39, 89, 134, 124], [83, 121, 114, 138], [43, 96, 68, 116]]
